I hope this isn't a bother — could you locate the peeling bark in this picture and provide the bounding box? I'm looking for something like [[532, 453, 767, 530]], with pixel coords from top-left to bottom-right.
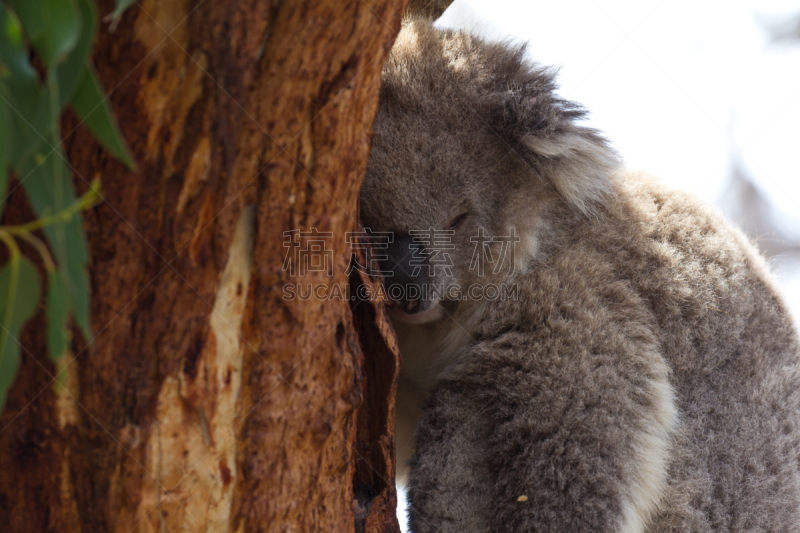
[[0, 0, 405, 531]]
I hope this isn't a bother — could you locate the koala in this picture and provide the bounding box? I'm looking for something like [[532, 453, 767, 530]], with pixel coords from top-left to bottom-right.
[[359, 17, 800, 533]]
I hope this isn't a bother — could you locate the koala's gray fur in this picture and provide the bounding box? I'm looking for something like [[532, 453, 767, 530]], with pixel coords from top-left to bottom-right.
[[359, 18, 800, 533]]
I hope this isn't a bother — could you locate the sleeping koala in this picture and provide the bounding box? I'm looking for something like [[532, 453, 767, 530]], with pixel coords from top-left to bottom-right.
[[359, 18, 800, 533]]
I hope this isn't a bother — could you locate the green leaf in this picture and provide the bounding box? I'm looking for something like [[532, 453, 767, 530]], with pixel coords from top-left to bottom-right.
[[0, 5, 52, 171], [63, 217, 90, 340], [0, 5, 43, 115], [57, 0, 96, 109], [18, 146, 92, 343], [0, 5, 33, 79], [5, 1, 43, 43], [0, 92, 9, 217], [71, 65, 135, 169], [9, 0, 81, 66], [107, 0, 136, 27], [7, 103, 52, 171], [0, 256, 42, 411], [0, 5, 23, 47], [46, 270, 69, 360], [18, 148, 73, 220]]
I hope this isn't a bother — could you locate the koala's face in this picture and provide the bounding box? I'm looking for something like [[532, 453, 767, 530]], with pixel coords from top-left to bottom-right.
[[360, 89, 535, 324], [360, 19, 619, 324]]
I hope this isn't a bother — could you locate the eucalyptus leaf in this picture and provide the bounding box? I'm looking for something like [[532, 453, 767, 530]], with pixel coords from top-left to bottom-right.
[[63, 217, 90, 340], [18, 148, 92, 344], [71, 65, 135, 169], [8, 102, 52, 171], [57, 0, 96, 109], [17, 145, 71, 220], [0, 256, 42, 411], [0, 4, 35, 80], [0, 4, 43, 117], [0, 93, 9, 216], [5, 1, 44, 43], [0, 4, 51, 171], [18, 154, 69, 306], [10, 0, 82, 67]]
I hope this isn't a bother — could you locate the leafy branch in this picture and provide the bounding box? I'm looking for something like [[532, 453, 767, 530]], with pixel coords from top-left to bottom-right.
[[0, 177, 101, 237], [0, 0, 134, 409]]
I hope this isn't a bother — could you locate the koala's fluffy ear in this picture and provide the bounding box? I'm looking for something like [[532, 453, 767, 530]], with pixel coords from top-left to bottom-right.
[[522, 127, 621, 215], [490, 59, 621, 215]]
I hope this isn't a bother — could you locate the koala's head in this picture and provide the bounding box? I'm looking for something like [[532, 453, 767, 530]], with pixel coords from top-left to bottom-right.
[[359, 18, 619, 324]]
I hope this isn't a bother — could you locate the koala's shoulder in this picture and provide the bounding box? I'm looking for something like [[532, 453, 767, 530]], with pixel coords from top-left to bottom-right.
[[451, 170, 793, 381]]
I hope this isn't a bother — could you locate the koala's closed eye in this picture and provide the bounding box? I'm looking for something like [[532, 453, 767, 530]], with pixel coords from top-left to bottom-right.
[[446, 213, 468, 230]]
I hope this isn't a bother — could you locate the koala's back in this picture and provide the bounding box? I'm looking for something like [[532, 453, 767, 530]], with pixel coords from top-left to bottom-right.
[[600, 173, 800, 531], [617, 174, 800, 531], [412, 171, 800, 532]]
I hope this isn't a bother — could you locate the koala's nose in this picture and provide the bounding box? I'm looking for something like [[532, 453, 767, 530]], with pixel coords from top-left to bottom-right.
[[380, 234, 427, 313], [381, 234, 417, 283]]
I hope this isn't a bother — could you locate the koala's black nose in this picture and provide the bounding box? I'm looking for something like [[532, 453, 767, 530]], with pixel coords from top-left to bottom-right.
[[380, 234, 427, 314], [382, 234, 417, 284]]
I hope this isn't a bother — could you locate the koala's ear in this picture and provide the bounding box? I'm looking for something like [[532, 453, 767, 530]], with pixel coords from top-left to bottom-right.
[[491, 67, 621, 215], [522, 128, 621, 215]]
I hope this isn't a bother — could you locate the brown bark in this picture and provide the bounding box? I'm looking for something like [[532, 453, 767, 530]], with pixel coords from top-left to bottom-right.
[[406, 0, 455, 19], [0, 0, 405, 531]]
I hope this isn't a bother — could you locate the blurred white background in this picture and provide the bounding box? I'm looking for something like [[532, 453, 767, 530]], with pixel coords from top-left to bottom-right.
[[398, 0, 800, 529]]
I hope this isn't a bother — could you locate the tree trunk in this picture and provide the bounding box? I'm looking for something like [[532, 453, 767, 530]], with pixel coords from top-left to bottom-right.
[[0, 0, 405, 531], [406, 0, 454, 19]]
